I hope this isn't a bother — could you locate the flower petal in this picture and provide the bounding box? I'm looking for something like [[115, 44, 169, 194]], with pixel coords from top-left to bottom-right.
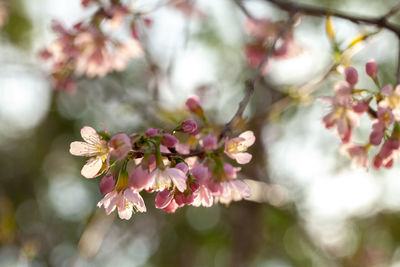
[[70, 141, 98, 157], [235, 152, 252, 164], [167, 168, 187, 192], [239, 131, 255, 147], [81, 126, 103, 145], [155, 189, 173, 209], [81, 157, 103, 178]]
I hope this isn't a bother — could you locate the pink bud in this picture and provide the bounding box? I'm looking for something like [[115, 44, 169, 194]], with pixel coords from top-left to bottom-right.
[[201, 134, 217, 150], [162, 134, 178, 148], [185, 96, 201, 112], [181, 119, 198, 134], [145, 128, 159, 136], [353, 101, 368, 114], [100, 174, 115, 195], [373, 156, 382, 170], [366, 60, 377, 78], [345, 67, 358, 86]]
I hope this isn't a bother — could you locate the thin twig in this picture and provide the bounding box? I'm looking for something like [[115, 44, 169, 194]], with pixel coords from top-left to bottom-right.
[[382, 3, 400, 20], [258, 0, 400, 35], [220, 3, 295, 139]]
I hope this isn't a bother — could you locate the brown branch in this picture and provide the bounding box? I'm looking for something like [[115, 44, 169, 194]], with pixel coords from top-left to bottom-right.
[[258, 0, 400, 35], [382, 3, 400, 20]]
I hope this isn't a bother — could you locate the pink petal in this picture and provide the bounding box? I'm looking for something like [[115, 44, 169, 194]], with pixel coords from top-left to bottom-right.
[[70, 141, 98, 157], [155, 189, 173, 209], [81, 157, 104, 178], [117, 197, 133, 220], [80, 126, 102, 145], [124, 188, 146, 212], [167, 168, 187, 192], [129, 166, 152, 191], [235, 152, 252, 164], [231, 180, 251, 199]]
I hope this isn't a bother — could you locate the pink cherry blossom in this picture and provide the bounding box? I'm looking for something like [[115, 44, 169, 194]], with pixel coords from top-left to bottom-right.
[[369, 108, 394, 145], [342, 144, 369, 168], [129, 166, 152, 191], [224, 131, 255, 164], [162, 199, 180, 213], [97, 188, 146, 220], [70, 126, 109, 178], [224, 163, 241, 179], [108, 133, 131, 160], [217, 180, 251, 205], [373, 139, 400, 169], [150, 168, 187, 192], [200, 134, 217, 150], [191, 164, 213, 207], [379, 84, 400, 120], [321, 81, 361, 143]]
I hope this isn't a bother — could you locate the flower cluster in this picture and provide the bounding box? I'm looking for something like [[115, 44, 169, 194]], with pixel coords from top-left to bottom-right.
[[244, 18, 302, 74], [41, 0, 146, 92], [70, 96, 253, 219], [322, 60, 400, 169]]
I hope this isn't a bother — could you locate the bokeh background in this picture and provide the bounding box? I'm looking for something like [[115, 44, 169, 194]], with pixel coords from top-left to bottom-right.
[[2, 0, 400, 266]]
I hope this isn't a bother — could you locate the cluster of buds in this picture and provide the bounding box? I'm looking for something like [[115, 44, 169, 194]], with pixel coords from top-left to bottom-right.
[[70, 96, 253, 219], [322, 60, 400, 169], [40, 0, 148, 92], [244, 18, 302, 74]]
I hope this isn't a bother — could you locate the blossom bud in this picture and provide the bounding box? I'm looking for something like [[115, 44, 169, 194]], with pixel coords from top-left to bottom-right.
[[186, 96, 202, 112], [181, 119, 197, 134], [162, 134, 178, 148], [108, 133, 131, 160], [365, 60, 377, 78], [155, 189, 173, 209], [345, 67, 358, 86], [145, 128, 159, 136], [100, 174, 115, 195]]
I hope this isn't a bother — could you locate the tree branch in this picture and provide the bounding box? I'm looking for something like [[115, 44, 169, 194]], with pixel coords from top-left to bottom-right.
[[258, 0, 400, 35]]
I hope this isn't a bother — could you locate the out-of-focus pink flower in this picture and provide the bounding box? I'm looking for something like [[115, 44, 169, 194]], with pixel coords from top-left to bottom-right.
[[342, 144, 368, 168], [108, 133, 131, 160], [379, 84, 400, 121], [224, 163, 241, 179], [150, 168, 187, 192], [244, 18, 278, 42], [0, 3, 8, 29], [100, 174, 115, 195], [366, 59, 377, 78], [373, 139, 400, 169], [162, 134, 178, 148], [344, 67, 358, 86], [181, 119, 198, 134], [321, 81, 361, 143], [129, 166, 152, 191], [200, 134, 217, 150], [224, 131, 255, 164], [97, 188, 146, 220], [217, 180, 251, 205], [70, 126, 109, 178], [369, 108, 394, 145], [145, 128, 159, 136]]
